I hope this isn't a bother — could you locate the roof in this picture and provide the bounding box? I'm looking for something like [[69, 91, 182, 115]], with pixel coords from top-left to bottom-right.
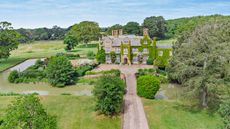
[[103, 35, 143, 46]]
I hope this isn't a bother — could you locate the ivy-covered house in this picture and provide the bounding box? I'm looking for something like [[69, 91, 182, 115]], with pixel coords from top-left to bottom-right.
[[100, 29, 172, 66]]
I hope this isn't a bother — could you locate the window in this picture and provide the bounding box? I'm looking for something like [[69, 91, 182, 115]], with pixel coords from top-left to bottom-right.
[[124, 48, 128, 54], [142, 56, 148, 64], [105, 47, 111, 53], [106, 55, 111, 62], [115, 48, 120, 53], [132, 56, 138, 63], [143, 48, 148, 53], [116, 56, 120, 62], [144, 40, 147, 44], [132, 48, 138, 53], [169, 51, 173, 56], [158, 51, 163, 56]]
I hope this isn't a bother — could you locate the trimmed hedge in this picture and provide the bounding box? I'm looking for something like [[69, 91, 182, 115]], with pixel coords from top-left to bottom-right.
[[137, 75, 160, 99]]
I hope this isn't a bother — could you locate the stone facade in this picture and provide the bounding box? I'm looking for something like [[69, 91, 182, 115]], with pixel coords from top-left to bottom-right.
[[100, 29, 172, 65]]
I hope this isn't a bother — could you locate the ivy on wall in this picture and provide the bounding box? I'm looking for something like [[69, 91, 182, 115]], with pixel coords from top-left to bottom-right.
[[154, 48, 172, 68]]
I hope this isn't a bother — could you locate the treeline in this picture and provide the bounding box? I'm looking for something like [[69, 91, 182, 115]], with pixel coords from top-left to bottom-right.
[[16, 14, 230, 43], [102, 14, 230, 39], [16, 25, 68, 43]]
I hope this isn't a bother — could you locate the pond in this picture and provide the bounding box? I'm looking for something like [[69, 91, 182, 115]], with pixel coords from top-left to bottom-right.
[[0, 59, 93, 96]]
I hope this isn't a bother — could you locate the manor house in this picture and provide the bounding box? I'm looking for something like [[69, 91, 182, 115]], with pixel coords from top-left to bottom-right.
[[101, 29, 172, 65]]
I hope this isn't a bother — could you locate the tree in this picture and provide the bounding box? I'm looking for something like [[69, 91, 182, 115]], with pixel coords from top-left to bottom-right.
[[66, 21, 100, 46], [167, 19, 230, 109], [0, 21, 20, 59], [46, 56, 76, 87], [143, 16, 166, 39], [96, 48, 106, 63], [110, 51, 116, 63], [219, 99, 230, 129], [1, 94, 57, 129], [63, 34, 78, 51], [123, 22, 140, 35], [93, 76, 125, 116], [137, 75, 160, 99]]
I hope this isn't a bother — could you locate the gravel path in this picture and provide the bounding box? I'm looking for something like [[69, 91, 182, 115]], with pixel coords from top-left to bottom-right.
[[120, 68, 149, 129]]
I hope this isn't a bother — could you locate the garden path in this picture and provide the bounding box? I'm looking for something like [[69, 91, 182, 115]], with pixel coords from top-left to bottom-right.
[[120, 67, 150, 129]]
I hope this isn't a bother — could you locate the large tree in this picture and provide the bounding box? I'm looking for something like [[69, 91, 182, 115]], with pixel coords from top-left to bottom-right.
[[167, 19, 230, 109], [65, 21, 100, 48], [46, 55, 76, 87], [1, 94, 57, 129], [0, 22, 20, 59], [143, 16, 166, 39], [123, 22, 140, 35]]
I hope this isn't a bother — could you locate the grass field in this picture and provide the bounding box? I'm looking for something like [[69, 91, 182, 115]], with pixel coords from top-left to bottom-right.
[[143, 83, 223, 129], [157, 39, 176, 45], [143, 99, 223, 129], [0, 96, 121, 129], [0, 40, 98, 72]]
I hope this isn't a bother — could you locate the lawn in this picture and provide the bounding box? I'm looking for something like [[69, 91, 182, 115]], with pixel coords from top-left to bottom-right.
[[0, 40, 98, 72], [143, 83, 223, 129], [157, 39, 176, 45], [0, 96, 121, 129]]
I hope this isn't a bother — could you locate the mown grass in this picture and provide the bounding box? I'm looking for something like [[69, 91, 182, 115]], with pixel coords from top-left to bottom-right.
[[157, 39, 176, 45], [143, 99, 223, 129], [143, 83, 223, 129], [0, 40, 98, 72], [0, 96, 120, 129]]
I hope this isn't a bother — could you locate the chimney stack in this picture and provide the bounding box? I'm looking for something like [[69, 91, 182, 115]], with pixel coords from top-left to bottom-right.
[[143, 28, 149, 36], [112, 30, 119, 37], [119, 29, 123, 36]]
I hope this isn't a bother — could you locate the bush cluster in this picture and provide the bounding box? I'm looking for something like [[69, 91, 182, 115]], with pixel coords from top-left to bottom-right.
[[96, 48, 105, 63], [8, 60, 46, 83], [93, 76, 125, 116], [75, 65, 93, 77], [146, 57, 154, 65], [137, 75, 160, 99], [56, 53, 80, 59], [87, 51, 95, 59]]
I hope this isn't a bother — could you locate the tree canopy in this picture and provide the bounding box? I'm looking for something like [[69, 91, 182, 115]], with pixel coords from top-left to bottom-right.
[[1, 94, 57, 129], [123, 22, 140, 35], [143, 16, 166, 39], [167, 19, 230, 109], [0, 21, 20, 59]]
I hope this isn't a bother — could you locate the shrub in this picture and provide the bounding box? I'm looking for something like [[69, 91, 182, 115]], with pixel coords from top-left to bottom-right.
[[219, 100, 230, 129], [56, 53, 80, 59], [137, 75, 160, 99], [147, 58, 154, 65], [8, 70, 19, 83], [46, 56, 76, 87], [96, 48, 105, 63], [75, 65, 93, 77], [110, 51, 116, 63], [1, 94, 57, 129], [93, 76, 125, 116], [87, 51, 95, 59]]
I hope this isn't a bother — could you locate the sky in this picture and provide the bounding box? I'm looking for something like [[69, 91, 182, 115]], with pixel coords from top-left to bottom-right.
[[0, 0, 230, 29]]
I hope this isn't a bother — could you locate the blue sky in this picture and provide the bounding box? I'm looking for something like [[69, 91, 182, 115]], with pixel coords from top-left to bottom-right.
[[0, 0, 230, 28]]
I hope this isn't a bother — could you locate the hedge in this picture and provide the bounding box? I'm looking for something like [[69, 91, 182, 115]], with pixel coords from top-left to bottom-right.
[[137, 75, 160, 99]]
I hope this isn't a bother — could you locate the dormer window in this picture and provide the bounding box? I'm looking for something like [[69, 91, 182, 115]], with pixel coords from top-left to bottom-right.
[[143, 48, 148, 53]]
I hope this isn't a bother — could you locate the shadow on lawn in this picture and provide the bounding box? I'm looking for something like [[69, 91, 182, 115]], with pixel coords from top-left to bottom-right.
[[173, 102, 215, 116]]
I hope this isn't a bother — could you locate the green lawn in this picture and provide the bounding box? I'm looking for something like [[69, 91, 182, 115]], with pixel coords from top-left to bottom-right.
[[143, 83, 223, 129], [143, 99, 223, 129], [157, 39, 176, 45], [0, 96, 120, 129], [0, 40, 98, 72]]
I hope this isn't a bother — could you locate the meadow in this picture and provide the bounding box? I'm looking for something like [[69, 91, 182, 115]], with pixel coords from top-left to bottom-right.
[[0, 96, 121, 129], [0, 40, 98, 72]]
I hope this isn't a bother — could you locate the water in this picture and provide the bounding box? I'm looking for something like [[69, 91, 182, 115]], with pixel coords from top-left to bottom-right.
[[11, 58, 45, 72]]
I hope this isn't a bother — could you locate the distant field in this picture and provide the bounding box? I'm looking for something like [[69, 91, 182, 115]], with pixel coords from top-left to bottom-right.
[[157, 39, 176, 45], [0, 40, 98, 72], [0, 96, 120, 129]]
